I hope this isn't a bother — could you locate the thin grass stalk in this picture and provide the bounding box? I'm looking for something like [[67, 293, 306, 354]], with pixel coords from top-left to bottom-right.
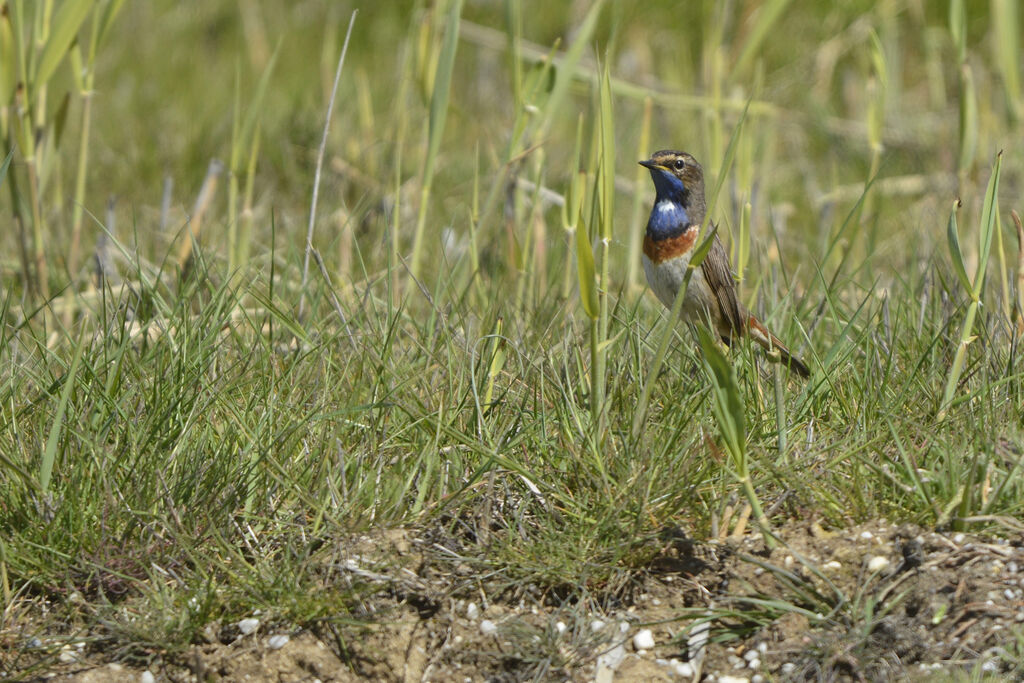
[[238, 122, 261, 274], [939, 152, 1002, 421], [994, 210, 1010, 322], [864, 31, 887, 220], [66, 18, 98, 305], [227, 62, 242, 274], [1014, 211, 1024, 338], [594, 59, 615, 436], [991, 0, 1022, 122], [409, 0, 462, 281], [560, 115, 585, 300], [298, 10, 357, 318], [626, 96, 652, 289]]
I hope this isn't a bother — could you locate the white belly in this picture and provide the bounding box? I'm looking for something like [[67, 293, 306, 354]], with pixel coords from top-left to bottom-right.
[[642, 253, 714, 323]]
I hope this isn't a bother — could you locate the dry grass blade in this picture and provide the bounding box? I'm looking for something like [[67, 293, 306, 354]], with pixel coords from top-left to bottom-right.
[[299, 9, 358, 318]]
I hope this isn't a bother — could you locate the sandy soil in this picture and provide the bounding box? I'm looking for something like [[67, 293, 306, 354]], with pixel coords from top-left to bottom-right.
[[18, 521, 1024, 682]]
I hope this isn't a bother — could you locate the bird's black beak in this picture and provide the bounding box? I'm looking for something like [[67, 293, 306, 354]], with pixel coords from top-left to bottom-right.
[[638, 159, 657, 169]]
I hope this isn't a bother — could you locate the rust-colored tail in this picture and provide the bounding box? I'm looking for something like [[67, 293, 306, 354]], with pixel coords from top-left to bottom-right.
[[747, 316, 810, 378]]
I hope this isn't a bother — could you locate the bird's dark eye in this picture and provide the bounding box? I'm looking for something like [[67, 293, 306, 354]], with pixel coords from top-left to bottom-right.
[[673, 158, 686, 171]]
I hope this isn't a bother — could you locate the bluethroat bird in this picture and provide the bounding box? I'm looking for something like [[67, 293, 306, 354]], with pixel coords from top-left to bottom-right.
[[640, 150, 810, 378]]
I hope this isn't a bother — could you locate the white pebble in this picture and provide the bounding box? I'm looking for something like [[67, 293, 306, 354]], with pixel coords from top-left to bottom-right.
[[747, 657, 761, 670], [953, 533, 966, 544], [752, 676, 765, 683], [860, 530, 874, 539], [719, 676, 750, 683], [781, 662, 796, 674], [633, 629, 656, 650], [1009, 562, 1019, 573], [140, 672, 156, 683], [466, 602, 478, 619], [237, 617, 260, 635], [823, 561, 842, 571], [267, 634, 289, 650], [784, 555, 795, 568], [675, 661, 694, 677], [555, 621, 567, 634], [619, 621, 630, 633], [744, 648, 760, 661], [596, 643, 626, 676], [480, 620, 497, 635], [591, 619, 606, 632], [868, 556, 890, 572]]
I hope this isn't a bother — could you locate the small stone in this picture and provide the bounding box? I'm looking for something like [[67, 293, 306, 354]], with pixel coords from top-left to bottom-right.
[[867, 556, 890, 572], [58, 647, 80, 664], [466, 602, 478, 619], [781, 662, 796, 674], [1008, 562, 1019, 573], [619, 621, 630, 634], [743, 649, 759, 661], [752, 676, 765, 683], [140, 672, 156, 683], [860, 530, 873, 539], [591, 619, 606, 632], [784, 555, 795, 568], [267, 634, 289, 650], [675, 661, 694, 677], [237, 617, 260, 635], [596, 643, 626, 683], [823, 561, 842, 571], [633, 629, 656, 650], [747, 657, 761, 670], [719, 676, 750, 683], [953, 533, 966, 544], [480, 619, 497, 635], [555, 621, 567, 634], [757, 642, 767, 654]]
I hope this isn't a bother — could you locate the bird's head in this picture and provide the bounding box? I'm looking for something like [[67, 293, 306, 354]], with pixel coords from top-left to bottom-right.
[[639, 150, 706, 232], [639, 150, 705, 201]]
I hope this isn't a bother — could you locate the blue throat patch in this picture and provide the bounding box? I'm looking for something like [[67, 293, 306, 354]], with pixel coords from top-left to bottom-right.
[[646, 199, 690, 240], [646, 168, 691, 241]]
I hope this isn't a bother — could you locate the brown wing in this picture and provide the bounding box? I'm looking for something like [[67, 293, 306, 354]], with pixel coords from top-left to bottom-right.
[[699, 232, 746, 341]]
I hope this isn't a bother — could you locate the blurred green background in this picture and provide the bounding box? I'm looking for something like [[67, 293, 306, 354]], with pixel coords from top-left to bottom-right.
[[5, 0, 1019, 290]]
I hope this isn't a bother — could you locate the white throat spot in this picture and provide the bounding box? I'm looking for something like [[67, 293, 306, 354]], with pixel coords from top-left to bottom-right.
[[656, 200, 676, 214]]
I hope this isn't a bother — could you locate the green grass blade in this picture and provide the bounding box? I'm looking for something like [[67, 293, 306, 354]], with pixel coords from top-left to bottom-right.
[[575, 212, 599, 320], [945, 199, 972, 295], [411, 0, 463, 278], [34, 0, 94, 94], [40, 331, 87, 492]]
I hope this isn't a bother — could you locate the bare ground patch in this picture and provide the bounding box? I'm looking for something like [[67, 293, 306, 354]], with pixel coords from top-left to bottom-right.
[[12, 521, 1024, 682]]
